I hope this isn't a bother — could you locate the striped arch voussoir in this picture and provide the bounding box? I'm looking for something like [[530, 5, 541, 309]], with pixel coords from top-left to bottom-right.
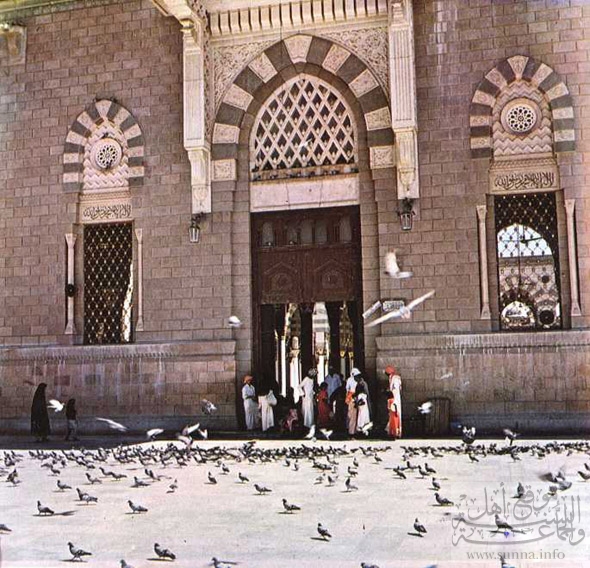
[[470, 55, 575, 158], [63, 100, 145, 192], [212, 34, 394, 172]]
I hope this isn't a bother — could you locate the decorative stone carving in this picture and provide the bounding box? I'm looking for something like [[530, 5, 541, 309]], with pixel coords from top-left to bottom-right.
[[284, 34, 312, 63], [322, 43, 350, 75], [369, 146, 395, 169], [0, 23, 26, 65], [320, 27, 389, 94], [189, 147, 211, 213], [213, 123, 240, 144], [489, 158, 559, 195], [501, 99, 540, 135], [211, 40, 275, 111], [212, 159, 237, 181], [224, 83, 253, 111], [81, 203, 132, 222], [349, 68, 379, 98], [91, 138, 123, 170], [365, 107, 392, 131], [248, 52, 277, 83], [83, 124, 129, 191], [395, 129, 418, 199]]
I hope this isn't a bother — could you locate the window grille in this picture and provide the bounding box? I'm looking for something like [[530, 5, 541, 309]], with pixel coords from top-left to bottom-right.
[[494, 192, 561, 331], [84, 222, 134, 344], [251, 76, 357, 181]]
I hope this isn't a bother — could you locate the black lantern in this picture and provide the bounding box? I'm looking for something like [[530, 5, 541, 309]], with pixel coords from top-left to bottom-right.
[[397, 198, 415, 231], [189, 213, 203, 243]]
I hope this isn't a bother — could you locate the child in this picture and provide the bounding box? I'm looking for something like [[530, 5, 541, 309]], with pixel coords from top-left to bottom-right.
[[386, 390, 401, 439], [65, 398, 79, 441]]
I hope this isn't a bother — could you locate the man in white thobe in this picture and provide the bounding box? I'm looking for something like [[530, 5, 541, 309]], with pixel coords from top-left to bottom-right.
[[299, 369, 316, 429], [346, 368, 361, 436], [242, 375, 258, 431]]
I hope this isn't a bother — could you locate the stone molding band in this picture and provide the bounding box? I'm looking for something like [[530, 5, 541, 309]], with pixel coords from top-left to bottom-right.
[[470, 55, 575, 158]]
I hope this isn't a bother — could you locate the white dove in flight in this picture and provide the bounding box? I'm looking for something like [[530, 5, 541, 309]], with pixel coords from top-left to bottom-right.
[[365, 290, 435, 328], [384, 250, 413, 279]]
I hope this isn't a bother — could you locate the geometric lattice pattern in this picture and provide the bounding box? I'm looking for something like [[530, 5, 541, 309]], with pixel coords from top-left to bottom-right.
[[494, 192, 561, 331], [251, 76, 356, 181], [83, 123, 129, 190], [84, 223, 133, 344]]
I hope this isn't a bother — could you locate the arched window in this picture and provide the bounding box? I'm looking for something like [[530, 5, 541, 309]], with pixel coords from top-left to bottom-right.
[[251, 76, 357, 181]]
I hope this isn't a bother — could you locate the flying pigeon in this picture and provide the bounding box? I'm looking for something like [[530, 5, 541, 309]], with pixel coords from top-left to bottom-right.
[[201, 399, 217, 415], [180, 423, 200, 437], [96, 417, 128, 432], [503, 428, 520, 446], [227, 315, 242, 328], [362, 301, 382, 320], [48, 399, 65, 413], [384, 250, 413, 279], [146, 428, 164, 441], [317, 522, 332, 540], [305, 425, 317, 440], [418, 401, 433, 414], [154, 543, 176, 561], [319, 428, 333, 440], [365, 290, 435, 327], [413, 518, 427, 536], [68, 542, 92, 561]]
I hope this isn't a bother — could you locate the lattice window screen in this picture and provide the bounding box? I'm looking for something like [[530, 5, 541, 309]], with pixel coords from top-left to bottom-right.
[[251, 76, 357, 181]]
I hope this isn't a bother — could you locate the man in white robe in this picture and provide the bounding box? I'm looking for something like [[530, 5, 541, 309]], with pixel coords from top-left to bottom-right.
[[346, 368, 361, 436], [299, 369, 316, 429], [242, 375, 258, 431]]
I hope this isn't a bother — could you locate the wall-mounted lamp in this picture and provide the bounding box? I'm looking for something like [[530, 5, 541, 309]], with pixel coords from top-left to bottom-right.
[[397, 198, 416, 231], [189, 213, 203, 243]]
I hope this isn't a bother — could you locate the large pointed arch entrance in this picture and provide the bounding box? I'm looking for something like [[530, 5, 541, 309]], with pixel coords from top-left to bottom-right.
[[252, 206, 364, 394]]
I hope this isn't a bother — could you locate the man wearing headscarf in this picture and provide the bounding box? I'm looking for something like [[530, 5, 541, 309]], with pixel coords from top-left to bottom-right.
[[385, 366, 402, 437], [242, 375, 258, 431], [31, 383, 50, 442]]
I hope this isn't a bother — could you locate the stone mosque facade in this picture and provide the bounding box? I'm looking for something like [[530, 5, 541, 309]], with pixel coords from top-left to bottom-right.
[[0, 0, 589, 433]]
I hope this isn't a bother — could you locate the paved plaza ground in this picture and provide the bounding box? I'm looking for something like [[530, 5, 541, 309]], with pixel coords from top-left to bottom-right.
[[2, 436, 590, 568]]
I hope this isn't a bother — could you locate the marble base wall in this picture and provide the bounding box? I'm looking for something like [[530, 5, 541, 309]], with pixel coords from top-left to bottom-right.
[[0, 341, 238, 434], [376, 330, 590, 434]]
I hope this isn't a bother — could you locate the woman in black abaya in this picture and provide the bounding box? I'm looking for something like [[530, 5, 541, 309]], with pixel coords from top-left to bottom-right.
[[31, 383, 50, 442]]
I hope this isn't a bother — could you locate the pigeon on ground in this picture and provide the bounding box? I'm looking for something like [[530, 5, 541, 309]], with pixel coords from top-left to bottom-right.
[[207, 472, 217, 485], [282, 498, 301, 513], [359, 421, 373, 436], [76, 488, 98, 504], [431, 478, 441, 491], [120, 561, 134, 568], [128, 500, 148, 514], [238, 472, 249, 483], [48, 399, 65, 413], [211, 558, 238, 568], [360, 564, 380, 568], [37, 500, 54, 516], [57, 479, 72, 491], [495, 514, 514, 532], [201, 399, 217, 415], [0, 523, 12, 532], [365, 290, 435, 327], [413, 518, 427, 536], [228, 315, 242, 328], [96, 417, 128, 432], [68, 542, 92, 561], [254, 483, 271, 495], [86, 472, 102, 485], [317, 522, 332, 540], [133, 476, 149, 488], [384, 250, 413, 279], [578, 470, 590, 481], [154, 543, 176, 561], [434, 492, 454, 506], [345, 477, 358, 492], [516, 482, 525, 498]]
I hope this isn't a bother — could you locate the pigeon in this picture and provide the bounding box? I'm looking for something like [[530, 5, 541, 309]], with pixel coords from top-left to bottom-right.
[[207, 472, 217, 485], [345, 476, 358, 492], [317, 522, 332, 540], [238, 472, 249, 483], [120, 561, 134, 568], [37, 500, 54, 516], [461, 425, 477, 445], [254, 483, 272, 495], [146, 428, 164, 441], [359, 421, 373, 436], [86, 472, 102, 485], [76, 488, 98, 504], [180, 423, 200, 437], [495, 514, 513, 532], [431, 477, 441, 491], [434, 492, 454, 506], [413, 518, 427, 536], [282, 498, 301, 513], [0, 523, 12, 532], [168, 479, 178, 493], [578, 470, 590, 481], [384, 250, 413, 279], [154, 543, 176, 561], [437, 372, 453, 381], [362, 301, 382, 320], [516, 482, 525, 498], [211, 558, 238, 568], [320, 428, 333, 440], [68, 542, 92, 561], [360, 564, 380, 568], [48, 399, 65, 412], [365, 290, 435, 327], [96, 417, 128, 432], [418, 401, 433, 414], [57, 479, 72, 491], [133, 476, 149, 488], [201, 399, 217, 415], [503, 428, 520, 446], [128, 500, 148, 513], [228, 315, 242, 328], [197, 428, 208, 440]]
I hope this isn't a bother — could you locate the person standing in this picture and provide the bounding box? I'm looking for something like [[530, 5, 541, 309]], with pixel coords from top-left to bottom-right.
[[325, 367, 342, 400], [316, 382, 332, 428], [299, 368, 316, 429], [258, 384, 276, 433], [385, 366, 403, 438], [64, 398, 79, 441], [385, 390, 401, 439], [346, 368, 360, 436], [355, 383, 371, 434], [31, 383, 50, 442], [242, 375, 258, 431]]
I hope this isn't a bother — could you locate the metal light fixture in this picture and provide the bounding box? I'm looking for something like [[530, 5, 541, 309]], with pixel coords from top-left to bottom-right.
[[189, 213, 203, 243], [397, 198, 416, 231]]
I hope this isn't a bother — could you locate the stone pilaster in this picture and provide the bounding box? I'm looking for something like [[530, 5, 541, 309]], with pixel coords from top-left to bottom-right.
[[565, 199, 582, 317], [135, 228, 144, 331], [476, 205, 491, 319], [64, 233, 77, 335]]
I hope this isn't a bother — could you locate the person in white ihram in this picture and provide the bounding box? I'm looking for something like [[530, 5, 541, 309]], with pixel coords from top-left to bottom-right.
[[258, 383, 276, 432], [242, 375, 258, 431], [299, 368, 317, 429]]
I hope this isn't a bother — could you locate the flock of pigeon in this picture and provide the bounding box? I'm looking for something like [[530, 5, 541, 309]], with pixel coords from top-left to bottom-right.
[[3, 419, 590, 567]]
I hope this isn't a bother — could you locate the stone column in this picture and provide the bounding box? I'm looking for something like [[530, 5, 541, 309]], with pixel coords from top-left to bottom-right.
[[388, 0, 419, 200], [135, 228, 144, 331], [64, 233, 77, 334], [565, 199, 582, 317], [181, 10, 211, 215], [476, 205, 491, 319]]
